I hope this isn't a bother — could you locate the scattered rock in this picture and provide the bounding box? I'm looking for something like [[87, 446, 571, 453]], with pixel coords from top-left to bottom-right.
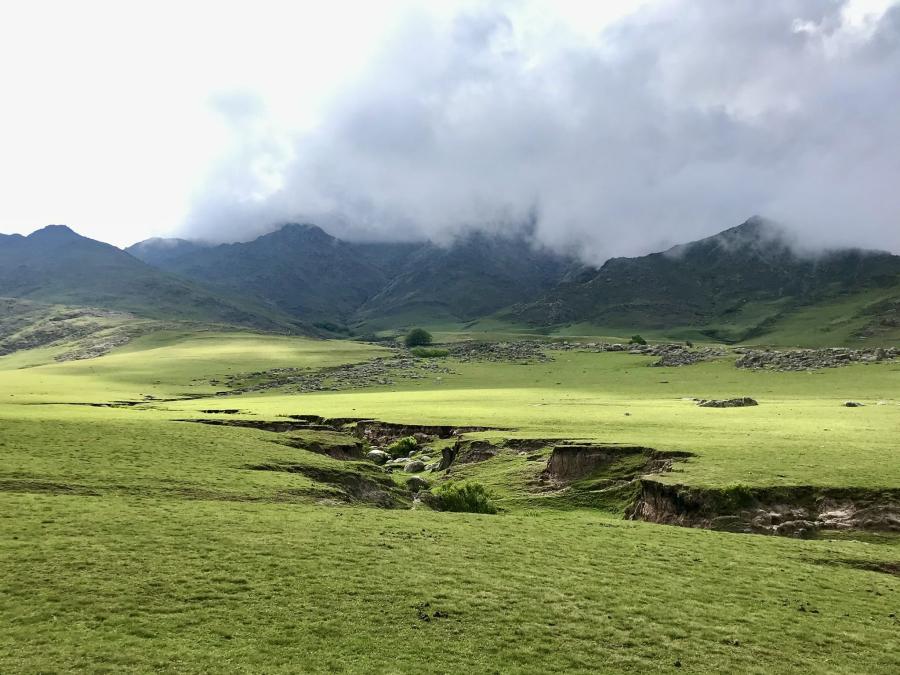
[[547, 340, 724, 366], [407, 476, 430, 492], [446, 340, 552, 363], [844, 401, 864, 408], [366, 449, 390, 464], [696, 397, 758, 408], [404, 460, 426, 473], [735, 347, 898, 372], [219, 353, 457, 395]]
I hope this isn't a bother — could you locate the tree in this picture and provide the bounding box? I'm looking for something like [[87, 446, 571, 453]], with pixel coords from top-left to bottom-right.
[[404, 328, 433, 347], [629, 334, 647, 345]]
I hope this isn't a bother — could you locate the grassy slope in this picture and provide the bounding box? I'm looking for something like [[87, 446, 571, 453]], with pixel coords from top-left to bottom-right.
[[0, 228, 310, 333], [380, 279, 900, 348], [1, 331, 898, 672], [178, 352, 900, 489]]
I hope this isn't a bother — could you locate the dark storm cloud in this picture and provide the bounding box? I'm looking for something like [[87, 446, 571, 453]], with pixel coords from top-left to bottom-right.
[[181, 0, 900, 263]]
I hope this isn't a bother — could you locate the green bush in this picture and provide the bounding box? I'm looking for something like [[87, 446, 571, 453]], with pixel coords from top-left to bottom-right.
[[386, 436, 418, 458], [430, 481, 497, 514], [411, 347, 449, 358], [404, 328, 433, 347], [629, 334, 647, 345]]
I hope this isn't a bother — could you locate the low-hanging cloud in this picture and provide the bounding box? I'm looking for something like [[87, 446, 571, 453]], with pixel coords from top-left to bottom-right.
[[180, 0, 900, 263]]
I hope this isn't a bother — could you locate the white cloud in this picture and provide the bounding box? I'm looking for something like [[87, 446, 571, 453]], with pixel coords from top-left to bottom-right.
[[1, 0, 899, 262]]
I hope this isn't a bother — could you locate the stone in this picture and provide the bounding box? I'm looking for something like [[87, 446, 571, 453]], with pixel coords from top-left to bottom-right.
[[844, 401, 864, 407], [366, 449, 389, 464], [404, 460, 426, 473], [407, 476, 430, 492], [697, 397, 758, 408]]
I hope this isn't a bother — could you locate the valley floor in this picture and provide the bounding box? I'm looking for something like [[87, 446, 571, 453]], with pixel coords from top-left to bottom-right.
[[1, 330, 898, 672]]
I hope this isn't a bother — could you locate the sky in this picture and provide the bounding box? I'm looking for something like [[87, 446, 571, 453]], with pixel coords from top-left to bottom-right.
[[1, 0, 899, 263]]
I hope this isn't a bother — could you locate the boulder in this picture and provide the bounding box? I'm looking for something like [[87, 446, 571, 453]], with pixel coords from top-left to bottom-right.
[[404, 460, 426, 473], [697, 397, 758, 408], [366, 449, 389, 465], [844, 401, 864, 408], [407, 476, 430, 492]]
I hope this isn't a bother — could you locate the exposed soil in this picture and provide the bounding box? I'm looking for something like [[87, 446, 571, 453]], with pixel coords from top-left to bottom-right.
[[244, 462, 405, 507], [541, 444, 693, 482], [182, 412, 900, 537], [629, 481, 900, 537]]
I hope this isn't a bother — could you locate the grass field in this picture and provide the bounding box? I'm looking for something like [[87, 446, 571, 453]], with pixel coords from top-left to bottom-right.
[[1, 329, 898, 672]]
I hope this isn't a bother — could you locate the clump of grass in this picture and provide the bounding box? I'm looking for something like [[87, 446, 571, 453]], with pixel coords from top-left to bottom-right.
[[410, 347, 449, 358], [430, 481, 498, 514], [386, 436, 418, 458]]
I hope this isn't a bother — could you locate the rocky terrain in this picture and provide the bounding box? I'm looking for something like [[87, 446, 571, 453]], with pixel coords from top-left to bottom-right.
[[446, 340, 552, 363], [218, 354, 456, 395], [0, 301, 151, 358], [734, 346, 898, 371]]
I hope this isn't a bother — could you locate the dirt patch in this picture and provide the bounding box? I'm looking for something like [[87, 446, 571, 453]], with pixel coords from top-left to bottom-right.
[[814, 558, 900, 577], [352, 420, 501, 447], [541, 444, 692, 482], [273, 436, 366, 461], [181, 419, 324, 433], [244, 462, 405, 508], [629, 481, 900, 537]]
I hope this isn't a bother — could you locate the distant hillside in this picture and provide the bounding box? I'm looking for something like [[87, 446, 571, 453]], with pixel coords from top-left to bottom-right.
[[26, 217, 900, 345], [125, 237, 210, 266], [138, 224, 573, 328], [354, 232, 573, 328], [149, 224, 393, 324], [0, 226, 309, 332], [509, 218, 900, 342]]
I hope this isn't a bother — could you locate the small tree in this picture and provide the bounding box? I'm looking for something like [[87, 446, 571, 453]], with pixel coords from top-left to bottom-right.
[[629, 334, 647, 345], [404, 328, 433, 348]]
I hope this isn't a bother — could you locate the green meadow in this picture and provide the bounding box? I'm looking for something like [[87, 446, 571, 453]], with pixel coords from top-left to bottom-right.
[[1, 330, 898, 672]]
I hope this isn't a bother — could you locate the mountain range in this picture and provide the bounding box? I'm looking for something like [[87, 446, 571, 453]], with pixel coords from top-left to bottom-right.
[[2, 218, 898, 345], [0, 225, 309, 333]]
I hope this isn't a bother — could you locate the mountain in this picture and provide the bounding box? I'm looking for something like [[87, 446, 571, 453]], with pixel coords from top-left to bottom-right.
[[354, 232, 573, 328], [0, 225, 309, 332], [139, 224, 573, 328], [149, 224, 395, 324], [509, 217, 900, 341], [125, 237, 210, 266]]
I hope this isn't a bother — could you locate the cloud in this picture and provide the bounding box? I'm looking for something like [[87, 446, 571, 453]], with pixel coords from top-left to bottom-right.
[[181, 0, 900, 263]]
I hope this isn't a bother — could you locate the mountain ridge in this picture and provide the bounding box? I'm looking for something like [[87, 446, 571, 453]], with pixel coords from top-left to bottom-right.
[[0, 225, 313, 333]]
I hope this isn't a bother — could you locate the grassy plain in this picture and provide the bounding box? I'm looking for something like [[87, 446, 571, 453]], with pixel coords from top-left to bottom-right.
[[1, 330, 898, 672]]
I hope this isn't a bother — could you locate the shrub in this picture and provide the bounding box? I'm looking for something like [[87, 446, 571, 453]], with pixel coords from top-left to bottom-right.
[[629, 334, 647, 345], [386, 436, 418, 458], [430, 481, 497, 514], [404, 328, 433, 347], [685, 340, 694, 348], [411, 347, 449, 358]]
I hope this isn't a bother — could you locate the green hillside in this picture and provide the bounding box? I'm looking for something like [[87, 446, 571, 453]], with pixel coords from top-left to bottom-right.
[[0, 226, 309, 333], [508, 218, 900, 345]]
